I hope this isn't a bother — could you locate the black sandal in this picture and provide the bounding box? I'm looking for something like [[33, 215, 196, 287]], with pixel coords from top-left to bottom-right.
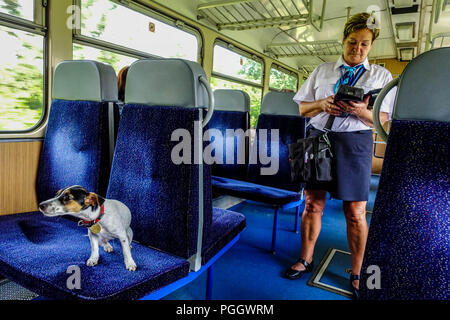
[[350, 274, 360, 300], [284, 258, 314, 280]]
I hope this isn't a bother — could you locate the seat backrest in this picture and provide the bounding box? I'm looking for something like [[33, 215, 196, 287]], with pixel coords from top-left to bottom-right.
[[361, 47, 450, 300], [106, 59, 212, 271], [36, 60, 118, 202], [207, 89, 250, 180], [247, 91, 306, 191]]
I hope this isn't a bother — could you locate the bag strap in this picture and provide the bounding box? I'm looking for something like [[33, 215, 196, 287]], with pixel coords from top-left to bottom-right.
[[324, 67, 367, 132]]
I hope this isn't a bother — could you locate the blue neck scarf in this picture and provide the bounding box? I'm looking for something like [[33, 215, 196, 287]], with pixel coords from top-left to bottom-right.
[[334, 64, 365, 94]]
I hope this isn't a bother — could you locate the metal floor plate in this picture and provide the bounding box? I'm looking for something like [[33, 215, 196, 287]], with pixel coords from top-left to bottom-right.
[[212, 195, 246, 210], [0, 279, 39, 300], [307, 248, 353, 299]]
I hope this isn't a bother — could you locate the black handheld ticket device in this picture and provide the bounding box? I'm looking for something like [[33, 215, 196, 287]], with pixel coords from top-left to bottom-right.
[[333, 85, 382, 116]]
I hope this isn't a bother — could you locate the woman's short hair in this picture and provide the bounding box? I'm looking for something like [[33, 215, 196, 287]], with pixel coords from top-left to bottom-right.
[[343, 12, 380, 42]]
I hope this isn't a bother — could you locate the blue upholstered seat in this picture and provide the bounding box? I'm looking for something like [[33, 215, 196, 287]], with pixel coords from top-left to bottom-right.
[[203, 208, 246, 265], [107, 104, 213, 262], [211, 91, 306, 197], [210, 91, 307, 253], [108, 59, 246, 272], [0, 60, 194, 300], [0, 212, 189, 300], [208, 89, 250, 181], [36, 60, 119, 200], [0, 61, 190, 300], [360, 48, 450, 300], [247, 112, 306, 192], [0, 59, 245, 300], [212, 176, 301, 205]]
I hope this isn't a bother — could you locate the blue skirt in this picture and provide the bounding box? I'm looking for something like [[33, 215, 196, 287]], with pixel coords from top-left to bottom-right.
[[306, 127, 373, 201]]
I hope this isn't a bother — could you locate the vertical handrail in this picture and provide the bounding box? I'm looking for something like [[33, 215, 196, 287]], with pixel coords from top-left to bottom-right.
[[199, 75, 215, 128], [372, 78, 399, 142]]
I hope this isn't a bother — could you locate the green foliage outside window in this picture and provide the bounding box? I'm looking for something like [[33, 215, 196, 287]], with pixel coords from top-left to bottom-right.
[[210, 58, 299, 128], [79, 0, 198, 61], [0, 0, 34, 21], [73, 43, 137, 74], [269, 68, 298, 91], [0, 0, 44, 131], [210, 77, 262, 129]]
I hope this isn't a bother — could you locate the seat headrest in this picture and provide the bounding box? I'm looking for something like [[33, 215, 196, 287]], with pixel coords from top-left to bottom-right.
[[260, 91, 299, 116], [52, 60, 118, 102], [213, 89, 250, 112], [125, 59, 209, 109], [394, 47, 450, 123]]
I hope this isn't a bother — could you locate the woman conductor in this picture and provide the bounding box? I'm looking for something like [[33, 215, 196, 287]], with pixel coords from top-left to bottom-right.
[[285, 12, 396, 299]]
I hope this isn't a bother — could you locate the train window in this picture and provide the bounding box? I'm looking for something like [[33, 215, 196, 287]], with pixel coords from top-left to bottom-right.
[[212, 42, 264, 128], [73, 44, 137, 73], [269, 65, 298, 92], [213, 44, 263, 85], [0, 0, 34, 21], [75, 0, 200, 62], [0, 1, 46, 133], [210, 76, 262, 129]]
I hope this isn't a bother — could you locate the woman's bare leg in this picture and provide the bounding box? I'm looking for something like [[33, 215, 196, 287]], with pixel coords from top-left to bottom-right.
[[343, 201, 368, 289], [290, 189, 327, 271]]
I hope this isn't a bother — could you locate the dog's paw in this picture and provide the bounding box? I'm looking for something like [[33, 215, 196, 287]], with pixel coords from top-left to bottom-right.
[[103, 244, 114, 253], [86, 258, 98, 266], [126, 260, 137, 271]]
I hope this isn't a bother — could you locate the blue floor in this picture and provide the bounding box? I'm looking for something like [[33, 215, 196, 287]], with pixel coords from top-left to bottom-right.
[[164, 176, 380, 300]]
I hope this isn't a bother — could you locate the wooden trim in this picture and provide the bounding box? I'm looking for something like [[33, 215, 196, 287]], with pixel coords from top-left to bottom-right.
[[0, 141, 42, 215], [371, 121, 390, 174]]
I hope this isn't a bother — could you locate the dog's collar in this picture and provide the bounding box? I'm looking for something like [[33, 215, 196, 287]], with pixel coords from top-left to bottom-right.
[[78, 205, 105, 228]]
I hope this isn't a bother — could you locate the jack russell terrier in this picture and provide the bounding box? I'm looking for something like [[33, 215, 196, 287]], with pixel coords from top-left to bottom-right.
[[39, 185, 137, 271]]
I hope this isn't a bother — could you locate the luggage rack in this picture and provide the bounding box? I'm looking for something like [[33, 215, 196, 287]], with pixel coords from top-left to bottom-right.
[[196, 0, 326, 31], [265, 40, 342, 59]]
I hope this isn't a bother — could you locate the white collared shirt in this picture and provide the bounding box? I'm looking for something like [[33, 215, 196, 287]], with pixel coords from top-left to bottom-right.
[[293, 56, 396, 132]]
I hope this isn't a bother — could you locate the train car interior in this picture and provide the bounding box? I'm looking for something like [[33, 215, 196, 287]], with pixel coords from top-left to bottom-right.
[[0, 0, 448, 303]]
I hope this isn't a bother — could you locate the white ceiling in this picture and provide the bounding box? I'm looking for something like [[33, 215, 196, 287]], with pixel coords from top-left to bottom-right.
[[152, 0, 450, 72]]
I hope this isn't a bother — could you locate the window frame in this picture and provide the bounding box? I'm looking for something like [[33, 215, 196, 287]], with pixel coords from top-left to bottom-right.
[[72, 0, 203, 63], [212, 39, 264, 89], [0, 0, 48, 134], [269, 63, 299, 92], [211, 40, 265, 129]]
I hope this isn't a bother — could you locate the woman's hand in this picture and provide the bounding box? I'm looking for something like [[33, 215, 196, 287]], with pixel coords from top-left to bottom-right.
[[319, 95, 342, 116], [335, 95, 370, 118], [299, 95, 348, 118], [335, 95, 387, 127]]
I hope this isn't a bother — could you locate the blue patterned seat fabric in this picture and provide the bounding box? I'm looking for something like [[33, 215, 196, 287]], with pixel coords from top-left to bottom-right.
[[361, 120, 449, 300], [208, 89, 250, 181], [0, 212, 189, 300], [211, 91, 306, 205], [37, 60, 119, 201], [361, 47, 450, 300], [0, 60, 196, 300], [107, 59, 246, 269]]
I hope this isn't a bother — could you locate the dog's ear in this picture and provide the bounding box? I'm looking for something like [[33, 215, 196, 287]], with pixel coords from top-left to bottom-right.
[[70, 185, 88, 194], [55, 188, 63, 196], [84, 193, 100, 209]]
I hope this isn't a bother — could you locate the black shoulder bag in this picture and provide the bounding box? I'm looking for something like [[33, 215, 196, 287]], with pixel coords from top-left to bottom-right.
[[288, 68, 366, 184]]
